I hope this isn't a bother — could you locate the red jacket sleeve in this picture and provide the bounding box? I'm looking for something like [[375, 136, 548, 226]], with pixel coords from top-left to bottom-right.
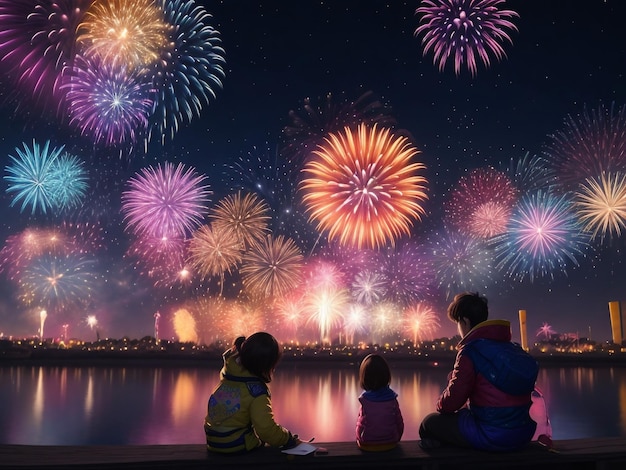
[[437, 350, 476, 413]]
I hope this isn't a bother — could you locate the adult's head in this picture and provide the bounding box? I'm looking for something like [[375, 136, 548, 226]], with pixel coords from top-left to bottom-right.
[[447, 292, 489, 336], [237, 332, 282, 383]]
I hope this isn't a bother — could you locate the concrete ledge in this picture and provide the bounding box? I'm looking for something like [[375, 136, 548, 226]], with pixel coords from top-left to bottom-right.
[[2, 438, 626, 470]]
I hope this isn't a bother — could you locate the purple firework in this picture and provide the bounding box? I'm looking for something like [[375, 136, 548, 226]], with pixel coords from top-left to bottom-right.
[[122, 162, 211, 239], [415, 0, 519, 77], [377, 241, 434, 306], [64, 55, 154, 146], [543, 103, 626, 190], [0, 0, 91, 111]]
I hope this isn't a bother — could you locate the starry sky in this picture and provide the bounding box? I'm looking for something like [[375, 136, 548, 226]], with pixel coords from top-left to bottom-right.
[[0, 0, 625, 342]]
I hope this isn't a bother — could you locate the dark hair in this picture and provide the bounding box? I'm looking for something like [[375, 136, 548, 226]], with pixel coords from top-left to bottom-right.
[[236, 332, 281, 383], [447, 292, 489, 329], [359, 354, 391, 391]]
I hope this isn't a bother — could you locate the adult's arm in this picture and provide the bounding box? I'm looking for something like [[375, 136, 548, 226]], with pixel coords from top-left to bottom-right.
[[437, 351, 476, 413]]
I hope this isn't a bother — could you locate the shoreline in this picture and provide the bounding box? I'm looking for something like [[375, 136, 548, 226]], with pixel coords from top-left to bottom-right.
[[2, 348, 626, 368]]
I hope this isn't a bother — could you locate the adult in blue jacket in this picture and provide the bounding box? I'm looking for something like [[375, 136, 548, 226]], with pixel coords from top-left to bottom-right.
[[419, 292, 537, 452]]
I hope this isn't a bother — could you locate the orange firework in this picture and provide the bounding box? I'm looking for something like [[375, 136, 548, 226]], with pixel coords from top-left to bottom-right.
[[210, 191, 271, 249], [187, 223, 243, 294], [240, 234, 304, 299], [300, 123, 428, 249], [77, 0, 169, 70]]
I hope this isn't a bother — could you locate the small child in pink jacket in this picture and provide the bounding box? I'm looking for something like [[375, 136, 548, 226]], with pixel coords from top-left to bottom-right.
[[355, 354, 404, 451]]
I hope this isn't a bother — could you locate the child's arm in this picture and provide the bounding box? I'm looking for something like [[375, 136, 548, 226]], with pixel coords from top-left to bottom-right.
[[249, 394, 296, 448]]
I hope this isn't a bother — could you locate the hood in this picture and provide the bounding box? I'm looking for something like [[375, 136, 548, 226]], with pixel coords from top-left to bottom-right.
[[458, 319, 512, 348]]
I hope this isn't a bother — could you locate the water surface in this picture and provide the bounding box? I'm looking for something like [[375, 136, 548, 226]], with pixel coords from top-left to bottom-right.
[[1, 362, 624, 445]]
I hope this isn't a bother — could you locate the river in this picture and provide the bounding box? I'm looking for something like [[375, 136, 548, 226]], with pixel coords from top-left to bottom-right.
[[1, 362, 625, 445]]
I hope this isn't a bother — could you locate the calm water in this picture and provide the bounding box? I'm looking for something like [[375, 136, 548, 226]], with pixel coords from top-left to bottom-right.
[[1, 362, 625, 445]]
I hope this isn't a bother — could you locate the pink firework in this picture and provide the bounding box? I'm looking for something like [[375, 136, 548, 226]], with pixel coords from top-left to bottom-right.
[[0, 0, 91, 111], [122, 162, 211, 239], [415, 0, 519, 77], [300, 123, 428, 249], [446, 166, 518, 239], [125, 235, 189, 288], [301, 258, 346, 292], [403, 303, 440, 346]]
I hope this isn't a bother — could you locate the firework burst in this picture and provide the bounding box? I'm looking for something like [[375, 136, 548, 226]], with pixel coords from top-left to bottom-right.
[[415, 0, 519, 77], [445, 166, 518, 239], [370, 302, 403, 343], [343, 303, 368, 345], [574, 172, 626, 241], [64, 56, 154, 146], [77, 0, 169, 70], [274, 291, 307, 339], [304, 287, 349, 344], [172, 307, 198, 343], [4, 140, 64, 214], [281, 91, 398, 166], [149, 0, 225, 143], [403, 302, 440, 345], [543, 103, 626, 190], [351, 270, 386, 305], [122, 162, 211, 239], [0, 0, 90, 110], [378, 242, 433, 306], [302, 258, 346, 292], [187, 224, 243, 293], [300, 123, 428, 249], [19, 253, 97, 311], [125, 235, 189, 288], [429, 230, 493, 298], [210, 191, 271, 249], [492, 191, 589, 281], [536, 322, 556, 340], [48, 152, 89, 211], [506, 152, 555, 194], [240, 234, 304, 299]]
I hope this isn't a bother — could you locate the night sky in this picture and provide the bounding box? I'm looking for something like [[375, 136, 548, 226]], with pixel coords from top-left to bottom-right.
[[0, 0, 625, 343]]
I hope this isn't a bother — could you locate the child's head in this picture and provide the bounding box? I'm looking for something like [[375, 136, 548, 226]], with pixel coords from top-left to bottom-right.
[[447, 291, 489, 330], [359, 354, 391, 391], [236, 332, 282, 383]]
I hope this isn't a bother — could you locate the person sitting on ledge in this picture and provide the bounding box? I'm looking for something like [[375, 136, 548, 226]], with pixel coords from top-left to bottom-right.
[[356, 353, 404, 451], [418, 292, 537, 452], [204, 332, 301, 453]]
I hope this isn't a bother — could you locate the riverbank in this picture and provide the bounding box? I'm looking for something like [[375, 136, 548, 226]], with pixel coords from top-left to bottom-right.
[[2, 348, 626, 369]]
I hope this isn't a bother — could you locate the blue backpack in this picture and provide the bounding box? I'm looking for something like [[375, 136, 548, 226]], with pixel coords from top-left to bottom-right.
[[465, 338, 539, 395]]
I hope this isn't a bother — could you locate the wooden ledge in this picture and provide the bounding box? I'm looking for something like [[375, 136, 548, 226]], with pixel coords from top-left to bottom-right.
[[2, 438, 626, 470]]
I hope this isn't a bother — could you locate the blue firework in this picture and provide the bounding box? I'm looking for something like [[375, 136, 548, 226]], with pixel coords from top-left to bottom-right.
[[19, 252, 97, 310], [48, 152, 89, 211], [491, 191, 590, 281], [4, 140, 64, 214], [505, 152, 556, 194], [150, 0, 226, 144], [428, 229, 493, 299]]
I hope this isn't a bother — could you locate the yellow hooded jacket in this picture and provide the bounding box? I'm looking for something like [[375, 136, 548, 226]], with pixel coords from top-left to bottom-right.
[[204, 348, 291, 453]]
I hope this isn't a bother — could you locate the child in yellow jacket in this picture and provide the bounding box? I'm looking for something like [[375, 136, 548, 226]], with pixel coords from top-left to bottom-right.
[[204, 332, 300, 453]]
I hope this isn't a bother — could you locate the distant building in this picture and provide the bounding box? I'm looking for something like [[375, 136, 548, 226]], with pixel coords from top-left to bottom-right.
[[608, 301, 625, 345]]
